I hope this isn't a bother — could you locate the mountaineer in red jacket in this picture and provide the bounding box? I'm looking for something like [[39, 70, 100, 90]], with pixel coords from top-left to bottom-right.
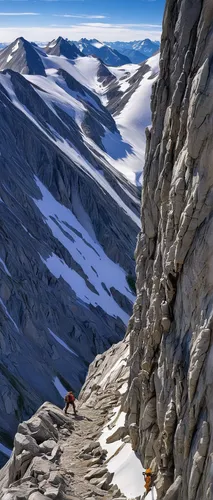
[[64, 391, 77, 416]]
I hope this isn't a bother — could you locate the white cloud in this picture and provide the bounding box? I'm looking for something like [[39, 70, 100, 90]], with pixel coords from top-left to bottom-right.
[[78, 22, 162, 28], [0, 12, 40, 16], [53, 14, 107, 19], [0, 24, 162, 43]]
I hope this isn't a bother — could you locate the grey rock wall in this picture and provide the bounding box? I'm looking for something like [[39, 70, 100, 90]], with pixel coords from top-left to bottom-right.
[[127, 0, 213, 498]]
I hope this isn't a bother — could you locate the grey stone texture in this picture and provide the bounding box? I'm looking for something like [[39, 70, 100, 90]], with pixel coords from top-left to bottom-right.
[[126, 0, 213, 498]]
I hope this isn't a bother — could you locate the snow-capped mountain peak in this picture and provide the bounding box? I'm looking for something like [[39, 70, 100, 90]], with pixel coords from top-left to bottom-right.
[[45, 37, 82, 59], [0, 37, 46, 75]]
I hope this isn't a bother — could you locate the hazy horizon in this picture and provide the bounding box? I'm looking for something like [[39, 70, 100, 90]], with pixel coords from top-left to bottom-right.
[[0, 35, 162, 46]]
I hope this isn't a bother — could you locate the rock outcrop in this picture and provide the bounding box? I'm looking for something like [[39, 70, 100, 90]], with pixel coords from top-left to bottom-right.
[[0, 403, 74, 499], [127, 0, 213, 499]]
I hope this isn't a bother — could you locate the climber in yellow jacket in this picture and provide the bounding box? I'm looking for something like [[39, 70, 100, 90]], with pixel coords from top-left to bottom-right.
[[143, 468, 152, 494]]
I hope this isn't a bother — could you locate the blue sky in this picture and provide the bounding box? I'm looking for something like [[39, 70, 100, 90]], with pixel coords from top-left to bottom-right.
[[0, 0, 165, 43]]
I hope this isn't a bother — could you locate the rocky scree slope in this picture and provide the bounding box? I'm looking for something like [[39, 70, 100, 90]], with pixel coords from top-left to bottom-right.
[[126, 0, 213, 499], [0, 37, 145, 463]]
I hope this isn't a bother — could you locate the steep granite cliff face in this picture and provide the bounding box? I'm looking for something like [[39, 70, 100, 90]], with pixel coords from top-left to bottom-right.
[[127, 0, 213, 499]]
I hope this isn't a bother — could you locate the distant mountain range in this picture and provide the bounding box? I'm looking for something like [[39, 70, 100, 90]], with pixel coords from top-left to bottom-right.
[[106, 39, 160, 64], [0, 38, 160, 65], [72, 38, 131, 66], [73, 38, 160, 65]]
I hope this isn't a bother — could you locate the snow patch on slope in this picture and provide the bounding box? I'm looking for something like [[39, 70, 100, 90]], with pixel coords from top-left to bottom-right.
[[99, 406, 126, 460], [48, 328, 79, 357], [48, 40, 57, 49], [34, 178, 134, 324], [99, 405, 157, 499], [108, 442, 157, 499], [108, 443, 145, 499], [0, 443, 11, 458], [91, 41, 103, 49], [0, 298, 19, 332], [53, 376, 67, 398], [6, 40, 19, 63], [44, 54, 102, 95], [108, 63, 140, 92], [0, 258, 11, 276]]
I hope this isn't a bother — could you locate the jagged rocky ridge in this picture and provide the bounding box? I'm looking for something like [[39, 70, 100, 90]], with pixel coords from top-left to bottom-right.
[[126, 0, 213, 499]]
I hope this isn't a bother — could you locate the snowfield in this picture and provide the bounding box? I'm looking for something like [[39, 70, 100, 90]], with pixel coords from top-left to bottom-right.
[[113, 53, 159, 184], [31, 48, 159, 185], [6, 40, 19, 63]]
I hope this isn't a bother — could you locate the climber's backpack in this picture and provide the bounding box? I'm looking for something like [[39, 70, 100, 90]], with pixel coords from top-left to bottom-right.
[[65, 392, 75, 403]]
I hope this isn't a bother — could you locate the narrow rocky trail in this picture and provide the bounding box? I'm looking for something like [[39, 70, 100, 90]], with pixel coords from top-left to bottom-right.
[[60, 398, 126, 500], [60, 407, 112, 499]]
